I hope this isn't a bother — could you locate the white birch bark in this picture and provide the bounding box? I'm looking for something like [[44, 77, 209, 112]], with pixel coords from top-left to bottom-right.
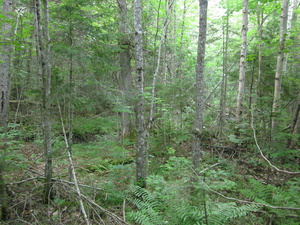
[[271, 0, 289, 130], [235, 0, 248, 124]]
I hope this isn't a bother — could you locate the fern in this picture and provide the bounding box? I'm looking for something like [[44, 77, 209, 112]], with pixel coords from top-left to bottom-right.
[[239, 178, 300, 224], [127, 186, 165, 225], [209, 202, 261, 225]]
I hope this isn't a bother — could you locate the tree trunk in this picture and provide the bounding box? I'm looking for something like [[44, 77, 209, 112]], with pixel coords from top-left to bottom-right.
[[256, 2, 263, 101], [287, 96, 300, 149], [192, 0, 208, 170], [117, 0, 133, 140], [34, 0, 53, 204], [235, 0, 248, 124], [271, 0, 289, 130], [0, 0, 14, 220], [134, 0, 147, 188], [219, 8, 229, 136]]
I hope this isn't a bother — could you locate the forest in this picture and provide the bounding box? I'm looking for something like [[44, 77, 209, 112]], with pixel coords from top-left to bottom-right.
[[0, 0, 300, 224]]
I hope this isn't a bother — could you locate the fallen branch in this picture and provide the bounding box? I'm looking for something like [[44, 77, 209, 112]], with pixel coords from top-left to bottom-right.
[[58, 102, 90, 225], [190, 166, 300, 210], [7, 176, 104, 192], [251, 109, 300, 175]]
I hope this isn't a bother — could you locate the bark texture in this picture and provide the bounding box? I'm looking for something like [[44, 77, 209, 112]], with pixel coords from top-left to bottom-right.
[[235, 0, 248, 123], [34, 0, 53, 204], [271, 0, 289, 130], [192, 0, 207, 170], [134, 0, 147, 187], [118, 0, 133, 140], [0, 0, 13, 220]]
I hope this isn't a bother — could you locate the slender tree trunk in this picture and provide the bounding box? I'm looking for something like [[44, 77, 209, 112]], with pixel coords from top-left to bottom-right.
[[287, 95, 300, 149], [235, 0, 248, 124], [117, 0, 133, 140], [67, 21, 74, 181], [192, 0, 207, 170], [256, 3, 263, 100], [219, 9, 229, 136], [271, 0, 289, 130], [134, 0, 146, 188], [145, 0, 175, 155], [34, 0, 53, 204], [283, 0, 296, 73], [0, 0, 13, 220]]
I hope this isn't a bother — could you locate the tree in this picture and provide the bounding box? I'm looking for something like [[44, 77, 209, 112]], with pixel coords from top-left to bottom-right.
[[117, 0, 133, 140], [134, 0, 147, 187], [219, 8, 230, 136], [0, 0, 14, 220], [192, 0, 208, 170], [271, 0, 289, 130], [235, 0, 248, 124], [33, 0, 53, 204]]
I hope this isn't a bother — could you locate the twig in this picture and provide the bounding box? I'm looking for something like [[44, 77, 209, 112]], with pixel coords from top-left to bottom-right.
[[123, 199, 126, 222], [80, 194, 129, 225], [251, 109, 300, 175], [197, 160, 226, 174], [58, 102, 90, 225]]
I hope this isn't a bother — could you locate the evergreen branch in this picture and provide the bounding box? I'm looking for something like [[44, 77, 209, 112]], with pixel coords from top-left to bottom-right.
[[251, 109, 300, 175]]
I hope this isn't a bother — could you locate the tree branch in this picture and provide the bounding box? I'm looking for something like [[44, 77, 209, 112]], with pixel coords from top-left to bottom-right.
[[251, 109, 300, 175]]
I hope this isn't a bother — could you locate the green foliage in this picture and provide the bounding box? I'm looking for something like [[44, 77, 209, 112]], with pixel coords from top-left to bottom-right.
[[207, 202, 261, 225], [71, 116, 117, 142], [128, 186, 165, 225], [127, 157, 263, 225], [240, 179, 300, 224], [0, 124, 28, 171]]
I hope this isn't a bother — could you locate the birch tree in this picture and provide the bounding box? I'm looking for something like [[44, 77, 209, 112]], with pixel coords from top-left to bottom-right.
[[0, 0, 14, 220], [271, 0, 289, 130], [192, 0, 208, 170], [235, 0, 248, 124], [134, 0, 147, 187]]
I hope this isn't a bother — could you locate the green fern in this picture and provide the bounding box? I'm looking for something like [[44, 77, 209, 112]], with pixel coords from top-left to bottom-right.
[[208, 202, 261, 225], [127, 186, 165, 225], [239, 178, 300, 224]]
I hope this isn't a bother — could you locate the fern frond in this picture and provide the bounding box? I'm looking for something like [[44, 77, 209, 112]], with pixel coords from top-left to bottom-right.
[[209, 202, 261, 225]]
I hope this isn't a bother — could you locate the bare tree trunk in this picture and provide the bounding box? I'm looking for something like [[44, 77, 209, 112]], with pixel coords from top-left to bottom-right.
[[34, 0, 53, 204], [283, 0, 296, 73], [192, 0, 207, 170], [256, 2, 263, 101], [134, 0, 147, 188], [0, 0, 14, 220], [117, 0, 133, 140], [219, 8, 229, 136], [235, 0, 248, 124], [271, 0, 289, 130]]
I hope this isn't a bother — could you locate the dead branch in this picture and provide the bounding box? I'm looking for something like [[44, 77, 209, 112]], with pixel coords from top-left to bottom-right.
[[190, 164, 300, 210], [251, 109, 300, 175]]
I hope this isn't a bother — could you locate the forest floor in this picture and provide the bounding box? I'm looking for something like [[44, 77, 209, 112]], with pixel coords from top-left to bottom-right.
[[3, 140, 299, 224]]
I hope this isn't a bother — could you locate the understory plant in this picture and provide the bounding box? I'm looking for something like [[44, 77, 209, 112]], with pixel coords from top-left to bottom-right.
[[127, 156, 263, 225]]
